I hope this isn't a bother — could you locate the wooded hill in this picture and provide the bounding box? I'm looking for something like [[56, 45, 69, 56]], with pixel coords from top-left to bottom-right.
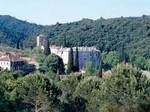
[[1, 15, 150, 57], [0, 15, 44, 48], [42, 15, 150, 58]]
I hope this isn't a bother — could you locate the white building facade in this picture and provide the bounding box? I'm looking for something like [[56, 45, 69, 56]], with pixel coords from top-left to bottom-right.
[[36, 35, 100, 70], [0, 52, 24, 71], [50, 46, 100, 70]]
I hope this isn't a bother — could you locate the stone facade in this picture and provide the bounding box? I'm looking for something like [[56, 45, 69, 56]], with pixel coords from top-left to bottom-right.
[[50, 46, 100, 70], [36, 34, 47, 50], [76, 47, 100, 69]]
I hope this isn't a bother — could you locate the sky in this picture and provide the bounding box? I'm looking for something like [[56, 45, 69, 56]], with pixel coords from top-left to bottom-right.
[[0, 0, 150, 25]]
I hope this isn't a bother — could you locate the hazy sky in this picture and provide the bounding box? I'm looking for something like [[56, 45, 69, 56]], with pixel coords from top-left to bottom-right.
[[0, 0, 150, 25]]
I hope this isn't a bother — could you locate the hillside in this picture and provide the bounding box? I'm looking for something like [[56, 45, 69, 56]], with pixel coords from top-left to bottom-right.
[[0, 15, 44, 48], [41, 15, 150, 57], [1, 15, 150, 57]]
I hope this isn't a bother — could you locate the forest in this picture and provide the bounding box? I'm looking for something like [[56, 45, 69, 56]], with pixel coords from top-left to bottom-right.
[[1, 15, 150, 57], [0, 15, 44, 49], [1, 15, 150, 112], [0, 63, 150, 112]]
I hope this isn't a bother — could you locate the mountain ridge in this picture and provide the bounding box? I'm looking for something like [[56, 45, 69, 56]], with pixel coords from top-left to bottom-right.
[[1, 15, 150, 57]]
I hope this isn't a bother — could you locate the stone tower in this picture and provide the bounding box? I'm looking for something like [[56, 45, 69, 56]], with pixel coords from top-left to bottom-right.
[[36, 34, 47, 50]]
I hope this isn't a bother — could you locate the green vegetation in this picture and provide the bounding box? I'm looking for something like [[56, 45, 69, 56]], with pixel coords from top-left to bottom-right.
[[16, 74, 61, 112], [98, 58, 102, 78], [2, 15, 150, 111], [102, 51, 150, 71], [41, 15, 150, 58], [0, 15, 44, 48], [73, 47, 79, 72], [85, 61, 97, 76], [2, 15, 150, 58], [40, 53, 65, 75], [0, 61, 150, 111], [67, 47, 74, 74]]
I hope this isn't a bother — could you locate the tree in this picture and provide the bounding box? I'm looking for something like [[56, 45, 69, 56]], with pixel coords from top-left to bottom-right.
[[16, 40, 20, 49], [0, 80, 8, 111], [58, 73, 85, 112], [0, 71, 18, 111], [41, 53, 65, 75], [118, 45, 127, 63], [20, 40, 24, 50], [67, 47, 74, 74], [63, 35, 66, 47], [73, 47, 79, 72], [101, 63, 145, 111], [16, 74, 62, 112], [74, 76, 103, 111], [98, 58, 102, 78], [44, 37, 51, 56], [101, 51, 119, 70], [85, 61, 97, 76]]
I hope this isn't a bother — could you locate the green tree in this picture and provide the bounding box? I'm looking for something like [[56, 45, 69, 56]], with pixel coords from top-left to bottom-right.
[[44, 37, 51, 56], [98, 58, 103, 78], [63, 35, 66, 47], [73, 47, 79, 72], [41, 53, 65, 75], [101, 51, 119, 70], [118, 46, 127, 63], [58, 73, 85, 112], [0, 80, 8, 111], [0, 71, 18, 111], [74, 76, 103, 111], [16, 40, 20, 49], [101, 63, 145, 111], [85, 61, 97, 76], [20, 40, 24, 50], [16, 74, 62, 112], [67, 47, 74, 74]]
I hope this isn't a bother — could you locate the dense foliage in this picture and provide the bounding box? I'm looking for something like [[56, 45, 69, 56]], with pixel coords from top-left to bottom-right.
[[0, 15, 44, 48], [40, 53, 65, 75], [102, 51, 150, 71], [42, 15, 150, 58], [1, 15, 150, 58], [0, 63, 150, 111]]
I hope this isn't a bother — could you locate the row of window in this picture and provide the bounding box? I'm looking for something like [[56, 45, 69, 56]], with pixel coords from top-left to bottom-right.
[[0, 62, 9, 65]]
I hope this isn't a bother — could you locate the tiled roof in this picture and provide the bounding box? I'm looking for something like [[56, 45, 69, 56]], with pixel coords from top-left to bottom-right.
[[0, 53, 23, 62], [50, 46, 100, 52]]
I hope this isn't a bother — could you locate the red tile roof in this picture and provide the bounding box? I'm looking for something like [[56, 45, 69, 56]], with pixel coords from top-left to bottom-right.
[[0, 53, 23, 62]]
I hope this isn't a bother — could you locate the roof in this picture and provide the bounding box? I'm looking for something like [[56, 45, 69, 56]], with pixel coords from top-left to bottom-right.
[[0, 52, 23, 62], [50, 45, 100, 52], [74, 47, 99, 52]]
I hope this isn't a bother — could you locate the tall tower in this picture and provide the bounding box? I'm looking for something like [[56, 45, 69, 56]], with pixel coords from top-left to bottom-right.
[[36, 34, 46, 50]]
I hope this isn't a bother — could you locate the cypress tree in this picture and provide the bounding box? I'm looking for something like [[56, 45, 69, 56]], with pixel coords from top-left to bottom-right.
[[20, 40, 24, 50], [74, 47, 79, 72], [63, 35, 66, 47], [44, 37, 51, 56], [67, 47, 74, 74], [119, 45, 125, 63], [16, 40, 20, 49], [98, 58, 103, 78]]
